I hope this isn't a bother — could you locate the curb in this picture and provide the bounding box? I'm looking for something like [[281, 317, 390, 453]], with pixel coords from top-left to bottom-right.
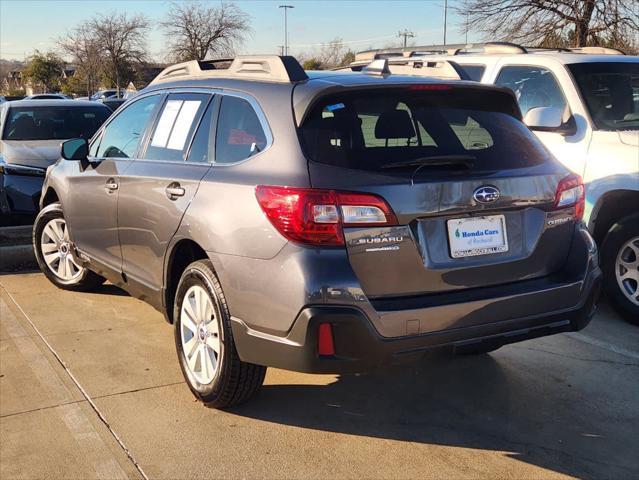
[[0, 244, 37, 273]]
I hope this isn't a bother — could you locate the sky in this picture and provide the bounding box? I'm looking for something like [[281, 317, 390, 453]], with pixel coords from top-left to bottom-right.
[[0, 0, 478, 62]]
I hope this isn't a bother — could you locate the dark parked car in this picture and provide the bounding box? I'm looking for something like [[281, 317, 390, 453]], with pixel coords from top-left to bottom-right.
[[100, 97, 126, 112], [34, 56, 601, 408], [25, 94, 72, 100], [90, 90, 121, 101], [0, 99, 111, 224]]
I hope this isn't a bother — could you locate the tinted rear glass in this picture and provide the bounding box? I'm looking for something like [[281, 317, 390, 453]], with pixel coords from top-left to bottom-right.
[[299, 88, 551, 171], [3, 106, 111, 141], [458, 65, 486, 81]]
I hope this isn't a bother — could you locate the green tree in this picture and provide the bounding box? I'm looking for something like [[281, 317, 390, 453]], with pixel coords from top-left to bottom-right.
[[60, 74, 88, 97], [302, 58, 322, 70], [339, 51, 355, 67], [23, 51, 65, 93]]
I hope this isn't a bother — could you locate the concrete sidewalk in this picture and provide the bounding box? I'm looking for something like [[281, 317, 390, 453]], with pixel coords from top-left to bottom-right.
[[1, 273, 638, 479], [0, 289, 143, 479]]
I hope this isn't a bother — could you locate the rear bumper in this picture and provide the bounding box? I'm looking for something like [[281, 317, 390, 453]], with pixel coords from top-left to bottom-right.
[[231, 264, 602, 374]]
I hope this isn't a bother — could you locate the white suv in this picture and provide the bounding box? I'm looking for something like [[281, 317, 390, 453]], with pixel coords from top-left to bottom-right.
[[352, 44, 639, 323]]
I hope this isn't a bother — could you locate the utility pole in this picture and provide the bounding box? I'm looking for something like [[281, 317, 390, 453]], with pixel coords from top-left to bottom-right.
[[465, 10, 469, 44], [279, 5, 294, 56], [398, 29, 415, 48], [278, 45, 285, 56], [443, 0, 448, 45]]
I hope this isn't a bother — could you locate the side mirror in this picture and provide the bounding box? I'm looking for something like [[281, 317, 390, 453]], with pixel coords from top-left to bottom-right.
[[61, 138, 88, 161], [524, 107, 576, 136]]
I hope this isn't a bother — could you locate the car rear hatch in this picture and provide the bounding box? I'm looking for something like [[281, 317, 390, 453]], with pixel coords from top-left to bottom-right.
[[295, 84, 583, 299]]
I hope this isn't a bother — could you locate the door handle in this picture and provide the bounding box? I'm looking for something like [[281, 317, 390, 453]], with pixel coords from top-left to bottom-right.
[[105, 178, 118, 192], [165, 183, 185, 200]]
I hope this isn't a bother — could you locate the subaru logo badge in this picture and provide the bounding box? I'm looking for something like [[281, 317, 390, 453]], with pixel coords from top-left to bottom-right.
[[473, 186, 500, 204]]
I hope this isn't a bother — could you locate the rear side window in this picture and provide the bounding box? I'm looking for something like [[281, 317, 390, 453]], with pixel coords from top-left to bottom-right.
[[495, 66, 567, 115], [458, 65, 486, 82], [97, 95, 161, 158], [299, 88, 551, 172], [215, 96, 267, 164], [144, 93, 210, 162]]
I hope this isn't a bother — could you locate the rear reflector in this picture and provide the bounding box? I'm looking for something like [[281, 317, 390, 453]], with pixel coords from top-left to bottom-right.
[[318, 323, 335, 356], [255, 186, 398, 246], [554, 174, 585, 220]]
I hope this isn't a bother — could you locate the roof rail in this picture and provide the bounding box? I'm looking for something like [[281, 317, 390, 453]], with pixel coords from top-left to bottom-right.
[[344, 58, 468, 81], [355, 42, 527, 61], [149, 55, 309, 85], [569, 46, 626, 55]]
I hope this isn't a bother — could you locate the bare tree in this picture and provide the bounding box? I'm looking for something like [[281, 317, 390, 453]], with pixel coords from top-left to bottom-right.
[[161, 1, 251, 62], [58, 25, 103, 96], [89, 13, 149, 94], [457, 0, 638, 48]]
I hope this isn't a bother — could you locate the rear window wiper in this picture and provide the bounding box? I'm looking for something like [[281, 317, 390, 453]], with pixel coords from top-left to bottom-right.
[[381, 155, 476, 169]]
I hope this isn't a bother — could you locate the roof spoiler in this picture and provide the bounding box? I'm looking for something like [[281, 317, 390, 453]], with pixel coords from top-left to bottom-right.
[[150, 55, 309, 85]]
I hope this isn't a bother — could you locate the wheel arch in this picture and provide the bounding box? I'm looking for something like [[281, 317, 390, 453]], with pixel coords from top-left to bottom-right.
[[163, 238, 209, 324], [590, 189, 639, 245], [40, 187, 60, 210]]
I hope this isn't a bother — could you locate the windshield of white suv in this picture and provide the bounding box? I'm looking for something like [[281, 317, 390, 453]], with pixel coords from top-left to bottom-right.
[[568, 62, 639, 131]]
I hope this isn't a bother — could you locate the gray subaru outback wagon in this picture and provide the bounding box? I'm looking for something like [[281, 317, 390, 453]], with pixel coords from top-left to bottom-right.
[[34, 56, 601, 408]]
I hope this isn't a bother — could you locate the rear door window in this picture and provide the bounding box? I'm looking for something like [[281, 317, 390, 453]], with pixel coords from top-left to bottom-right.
[[215, 96, 268, 164], [144, 93, 210, 162], [187, 97, 218, 163], [299, 87, 550, 172]]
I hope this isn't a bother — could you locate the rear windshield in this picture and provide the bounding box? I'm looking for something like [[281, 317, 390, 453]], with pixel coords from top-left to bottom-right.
[[3, 106, 111, 141], [299, 88, 552, 172]]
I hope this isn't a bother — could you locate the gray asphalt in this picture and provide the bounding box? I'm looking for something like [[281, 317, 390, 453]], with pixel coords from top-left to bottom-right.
[[1, 272, 638, 479]]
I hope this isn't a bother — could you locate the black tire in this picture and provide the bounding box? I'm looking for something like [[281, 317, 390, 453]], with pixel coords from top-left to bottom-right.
[[33, 204, 105, 291], [173, 259, 266, 408], [455, 343, 502, 356], [601, 213, 639, 325]]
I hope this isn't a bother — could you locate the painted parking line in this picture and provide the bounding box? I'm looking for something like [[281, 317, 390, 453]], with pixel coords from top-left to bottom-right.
[[566, 332, 639, 360]]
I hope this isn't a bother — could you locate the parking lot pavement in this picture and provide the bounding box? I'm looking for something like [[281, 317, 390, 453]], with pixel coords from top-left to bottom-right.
[[1, 272, 638, 480]]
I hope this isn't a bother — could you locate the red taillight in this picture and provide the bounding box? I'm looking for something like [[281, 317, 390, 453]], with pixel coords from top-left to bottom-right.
[[255, 186, 397, 246], [409, 84, 453, 91], [318, 323, 335, 356], [554, 174, 585, 220]]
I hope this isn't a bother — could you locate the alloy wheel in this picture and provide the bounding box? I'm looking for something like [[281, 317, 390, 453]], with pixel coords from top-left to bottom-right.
[[180, 285, 221, 385], [40, 218, 84, 282], [615, 236, 639, 306]]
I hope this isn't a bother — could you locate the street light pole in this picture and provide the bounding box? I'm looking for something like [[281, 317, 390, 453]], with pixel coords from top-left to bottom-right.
[[279, 5, 294, 56]]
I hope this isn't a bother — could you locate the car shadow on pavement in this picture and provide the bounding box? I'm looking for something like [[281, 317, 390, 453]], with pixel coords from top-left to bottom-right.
[[94, 283, 130, 297], [229, 352, 637, 479]]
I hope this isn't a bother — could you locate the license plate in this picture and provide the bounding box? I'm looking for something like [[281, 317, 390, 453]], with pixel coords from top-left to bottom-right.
[[447, 215, 509, 258]]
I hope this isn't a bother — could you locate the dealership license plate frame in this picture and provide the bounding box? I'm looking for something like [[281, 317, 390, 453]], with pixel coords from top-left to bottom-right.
[[447, 215, 509, 259]]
